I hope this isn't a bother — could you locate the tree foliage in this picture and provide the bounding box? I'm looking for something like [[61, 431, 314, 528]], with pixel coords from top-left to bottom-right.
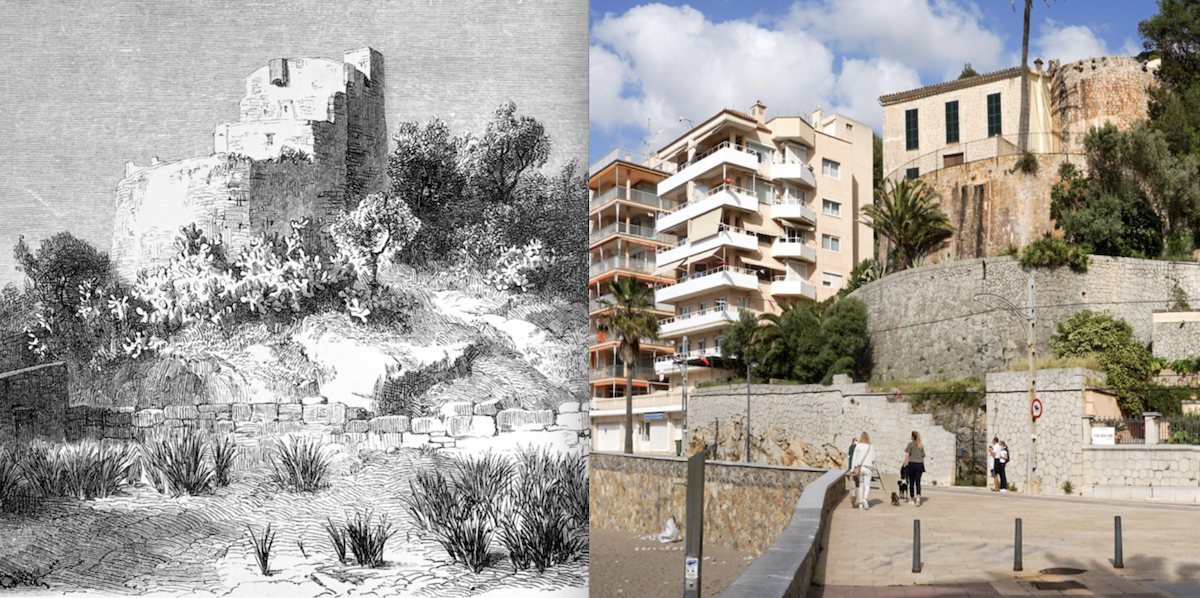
[[1018, 233, 1091, 271], [862, 178, 954, 270], [718, 308, 760, 373], [741, 297, 870, 384], [330, 193, 422, 289], [594, 278, 660, 454], [957, 63, 980, 79], [1049, 310, 1154, 413], [14, 232, 115, 362]]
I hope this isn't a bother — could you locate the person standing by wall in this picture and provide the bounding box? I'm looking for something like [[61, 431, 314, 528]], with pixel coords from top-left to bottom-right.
[[904, 431, 926, 507], [997, 441, 1009, 493], [990, 437, 1002, 491], [851, 432, 875, 509], [847, 437, 858, 505]]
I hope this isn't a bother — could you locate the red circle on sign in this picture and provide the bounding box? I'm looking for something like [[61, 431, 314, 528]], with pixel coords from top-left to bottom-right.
[[1032, 399, 1043, 419]]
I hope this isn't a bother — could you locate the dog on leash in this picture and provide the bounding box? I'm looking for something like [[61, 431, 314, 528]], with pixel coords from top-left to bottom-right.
[[890, 492, 901, 506]]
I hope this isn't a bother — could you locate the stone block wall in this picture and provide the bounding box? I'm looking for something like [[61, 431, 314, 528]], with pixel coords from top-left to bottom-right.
[[1151, 311, 1200, 361], [685, 380, 957, 486], [0, 362, 68, 444], [849, 256, 1200, 381], [1052, 56, 1158, 154], [986, 368, 1103, 494], [589, 452, 824, 556], [1079, 446, 1200, 497]]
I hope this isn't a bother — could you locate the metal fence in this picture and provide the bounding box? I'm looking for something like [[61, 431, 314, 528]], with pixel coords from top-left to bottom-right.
[[884, 131, 1084, 183], [1093, 418, 1147, 444], [1161, 417, 1200, 445]]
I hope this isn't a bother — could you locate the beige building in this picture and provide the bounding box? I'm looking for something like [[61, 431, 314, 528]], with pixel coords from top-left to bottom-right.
[[587, 102, 874, 454]]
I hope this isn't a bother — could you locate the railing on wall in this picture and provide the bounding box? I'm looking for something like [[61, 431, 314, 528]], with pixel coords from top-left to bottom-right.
[[884, 131, 1084, 184], [1094, 417, 1147, 444]]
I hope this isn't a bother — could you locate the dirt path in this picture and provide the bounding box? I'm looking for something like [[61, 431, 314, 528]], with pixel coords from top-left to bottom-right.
[[588, 527, 754, 598]]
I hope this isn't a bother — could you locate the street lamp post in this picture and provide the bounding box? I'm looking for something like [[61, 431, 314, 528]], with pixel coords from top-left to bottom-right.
[[745, 357, 758, 463], [676, 336, 690, 454], [973, 274, 1038, 495]]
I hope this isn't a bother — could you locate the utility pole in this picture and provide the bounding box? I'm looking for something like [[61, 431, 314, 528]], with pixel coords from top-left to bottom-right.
[[973, 273, 1038, 495]]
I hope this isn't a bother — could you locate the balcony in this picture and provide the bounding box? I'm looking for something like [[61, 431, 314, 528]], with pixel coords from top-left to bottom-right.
[[658, 142, 763, 197], [589, 256, 659, 279], [656, 223, 759, 265], [589, 293, 675, 314], [656, 183, 760, 234], [591, 221, 677, 247], [769, 161, 817, 187], [658, 303, 759, 339], [590, 184, 675, 213], [590, 331, 675, 351], [589, 146, 678, 180], [770, 275, 817, 300], [590, 365, 658, 382], [770, 197, 817, 226], [770, 238, 817, 263], [654, 346, 724, 374], [656, 265, 759, 304]]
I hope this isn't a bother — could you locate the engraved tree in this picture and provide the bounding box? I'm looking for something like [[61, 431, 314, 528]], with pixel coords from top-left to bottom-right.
[[330, 193, 422, 291]]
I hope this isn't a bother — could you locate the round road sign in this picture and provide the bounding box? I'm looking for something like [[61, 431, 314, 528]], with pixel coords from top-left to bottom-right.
[[1031, 398, 1043, 419]]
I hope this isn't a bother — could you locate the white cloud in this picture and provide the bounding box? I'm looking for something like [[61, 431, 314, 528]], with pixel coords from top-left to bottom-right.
[[590, 4, 836, 145], [1033, 18, 1110, 64], [1120, 37, 1143, 57], [783, 0, 1007, 80], [832, 58, 922, 130]]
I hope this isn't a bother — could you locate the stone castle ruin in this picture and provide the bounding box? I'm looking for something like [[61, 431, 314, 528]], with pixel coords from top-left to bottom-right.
[[111, 48, 388, 279]]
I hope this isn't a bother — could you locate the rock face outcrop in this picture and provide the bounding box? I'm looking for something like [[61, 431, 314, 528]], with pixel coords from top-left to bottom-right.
[[112, 48, 387, 280]]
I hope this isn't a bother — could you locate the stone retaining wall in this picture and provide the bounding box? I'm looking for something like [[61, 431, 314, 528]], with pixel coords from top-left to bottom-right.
[[0, 362, 68, 443], [849, 256, 1200, 381], [1151, 311, 1200, 362], [589, 452, 824, 556], [67, 399, 590, 454], [686, 378, 957, 486]]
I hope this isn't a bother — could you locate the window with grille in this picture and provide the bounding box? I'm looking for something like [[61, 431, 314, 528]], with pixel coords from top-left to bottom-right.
[[987, 93, 1002, 137], [945, 101, 960, 144], [905, 109, 919, 150]]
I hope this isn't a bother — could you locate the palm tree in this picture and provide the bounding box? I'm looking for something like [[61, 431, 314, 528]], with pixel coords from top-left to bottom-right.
[[861, 178, 954, 270], [595, 277, 660, 454]]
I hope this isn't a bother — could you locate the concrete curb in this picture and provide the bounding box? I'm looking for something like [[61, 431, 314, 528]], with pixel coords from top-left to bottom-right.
[[718, 468, 847, 598]]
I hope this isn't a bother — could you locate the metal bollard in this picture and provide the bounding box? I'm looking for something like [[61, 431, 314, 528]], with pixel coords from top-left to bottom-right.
[[913, 520, 921, 573], [1114, 516, 1123, 569], [1014, 518, 1023, 572]]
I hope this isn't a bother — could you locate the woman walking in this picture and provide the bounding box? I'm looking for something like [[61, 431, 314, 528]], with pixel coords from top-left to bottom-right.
[[904, 431, 926, 506], [847, 437, 858, 505], [851, 432, 875, 509]]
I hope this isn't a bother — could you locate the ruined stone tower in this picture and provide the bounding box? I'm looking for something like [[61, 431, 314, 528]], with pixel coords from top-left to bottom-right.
[[112, 48, 388, 280]]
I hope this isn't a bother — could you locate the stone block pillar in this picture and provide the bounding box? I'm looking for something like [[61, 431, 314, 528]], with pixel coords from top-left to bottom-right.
[[1145, 412, 1161, 446], [1082, 414, 1094, 446]]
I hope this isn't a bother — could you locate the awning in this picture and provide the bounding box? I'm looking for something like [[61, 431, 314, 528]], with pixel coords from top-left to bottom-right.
[[650, 258, 684, 278], [683, 247, 724, 267], [741, 255, 785, 271], [745, 224, 782, 237], [688, 208, 723, 240]]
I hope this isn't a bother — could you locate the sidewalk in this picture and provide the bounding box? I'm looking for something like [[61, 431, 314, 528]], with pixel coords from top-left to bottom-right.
[[815, 485, 1200, 587]]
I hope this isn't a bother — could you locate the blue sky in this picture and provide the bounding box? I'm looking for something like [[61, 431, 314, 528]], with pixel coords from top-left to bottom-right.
[[590, 0, 1161, 164]]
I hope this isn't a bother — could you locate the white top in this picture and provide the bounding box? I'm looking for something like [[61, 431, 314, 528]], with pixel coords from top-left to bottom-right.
[[851, 442, 875, 470], [991, 442, 1002, 460], [999, 446, 1009, 464]]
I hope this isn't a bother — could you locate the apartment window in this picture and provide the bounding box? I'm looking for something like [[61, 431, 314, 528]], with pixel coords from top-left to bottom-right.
[[787, 228, 806, 242], [698, 339, 707, 352], [680, 305, 692, 319], [737, 297, 747, 309], [698, 302, 706, 313], [822, 159, 840, 179], [822, 234, 841, 253], [905, 109, 919, 151], [822, 198, 841, 217], [747, 141, 774, 164], [987, 93, 1002, 137], [945, 101, 960, 144], [906, 167, 919, 180], [681, 340, 691, 354], [822, 272, 843, 289], [714, 336, 722, 351]]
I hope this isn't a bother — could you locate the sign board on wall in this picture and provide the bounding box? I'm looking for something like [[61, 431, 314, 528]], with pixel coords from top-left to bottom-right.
[[1092, 427, 1115, 445]]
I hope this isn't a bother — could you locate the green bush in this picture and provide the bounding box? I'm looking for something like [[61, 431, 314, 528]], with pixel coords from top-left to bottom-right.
[[1062, 480, 1075, 495], [999, 244, 1020, 257], [1019, 233, 1091, 271], [1011, 151, 1039, 175], [1050, 310, 1154, 413]]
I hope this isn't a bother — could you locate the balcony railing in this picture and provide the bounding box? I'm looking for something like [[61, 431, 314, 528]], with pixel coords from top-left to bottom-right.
[[590, 365, 658, 381], [658, 303, 759, 326], [884, 131, 1076, 183], [591, 221, 678, 245], [589, 146, 679, 179], [589, 294, 676, 313], [659, 182, 756, 216], [677, 141, 760, 172], [590, 332, 674, 348], [655, 222, 757, 254], [590, 185, 675, 212], [653, 346, 724, 366], [676, 264, 756, 285], [589, 256, 658, 278]]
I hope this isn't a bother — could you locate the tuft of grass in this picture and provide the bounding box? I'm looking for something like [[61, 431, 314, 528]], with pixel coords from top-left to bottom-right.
[[16, 440, 136, 500], [344, 511, 396, 568], [211, 436, 237, 487], [403, 468, 497, 573], [270, 436, 331, 493], [453, 453, 515, 517], [324, 517, 347, 563], [140, 432, 214, 496], [247, 524, 276, 576], [0, 449, 23, 504], [498, 448, 589, 573], [1006, 353, 1104, 373], [1062, 480, 1075, 495]]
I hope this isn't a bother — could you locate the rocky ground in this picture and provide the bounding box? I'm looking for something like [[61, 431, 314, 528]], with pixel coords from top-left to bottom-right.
[[588, 528, 752, 598], [0, 448, 588, 597]]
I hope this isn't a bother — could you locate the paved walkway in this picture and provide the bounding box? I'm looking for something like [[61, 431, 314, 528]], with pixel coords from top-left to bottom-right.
[[815, 485, 1200, 587]]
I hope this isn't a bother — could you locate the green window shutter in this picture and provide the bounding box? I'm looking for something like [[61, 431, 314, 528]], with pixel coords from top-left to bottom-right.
[[945, 101, 959, 144], [987, 93, 1001, 137], [905, 109, 919, 151], [906, 167, 919, 180]]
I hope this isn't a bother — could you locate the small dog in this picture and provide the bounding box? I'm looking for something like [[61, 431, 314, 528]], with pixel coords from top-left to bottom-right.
[[890, 492, 901, 506]]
